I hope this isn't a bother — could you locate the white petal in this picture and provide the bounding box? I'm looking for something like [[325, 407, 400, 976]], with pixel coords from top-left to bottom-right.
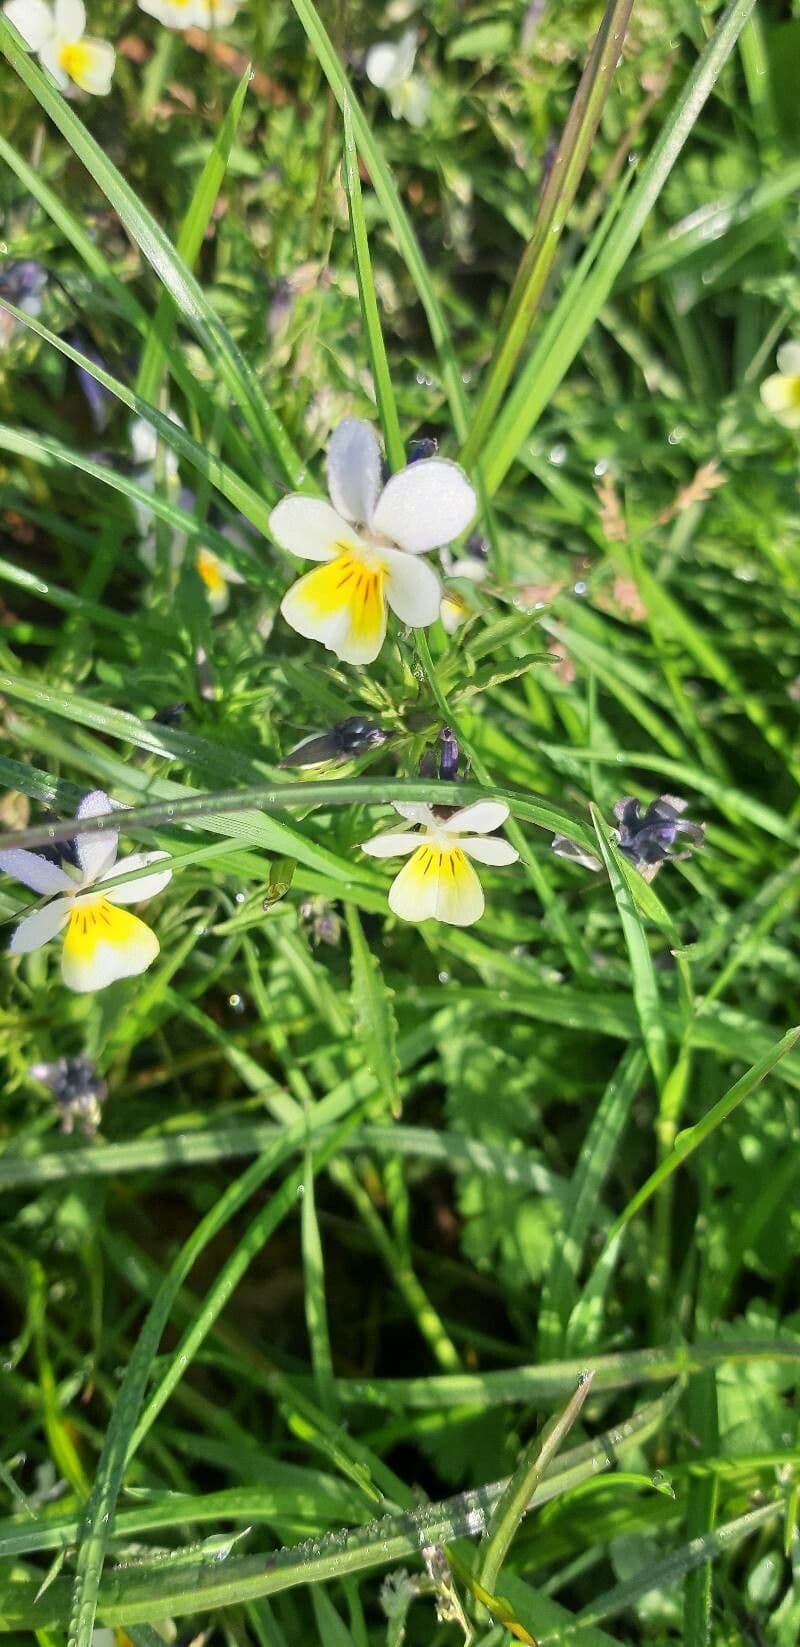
[[327, 419, 383, 527], [99, 852, 173, 905], [393, 803, 436, 825], [776, 341, 800, 377], [75, 791, 118, 883], [460, 834, 519, 866], [760, 372, 800, 429], [61, 900, 160, 993], [395, 76, 430, 127], [365, 30, 416, 91], [388, 843, 485, 926], [54, 0, 85, 35], [447, 557, 488, 584], [38, 38, 69, 84], [383, 547, 442, 628], [441, 801, 510, 835], [63, 36, 115, 94], [8, 897, 71, 955], [372, 460, 477, 555], [0, 848, 74, 895], [280, 552, 388, 665], [270, 496, 359, 562], [440, 593, 467, 634], [138, 0, 195, 24], [361, 830, 421, 860], [3, 0, 54, 50]]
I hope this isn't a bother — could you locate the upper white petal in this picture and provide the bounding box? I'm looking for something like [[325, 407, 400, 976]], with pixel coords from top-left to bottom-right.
[[327, 419, 383, 526], [383, 547, 442, 627], [393, 76, 430, 127], [361, 830, 421, 859], [270, 496, 359, 562], [0, 848, 74, 895], [441, 801, 510, 835], [3, 0, 54, 50], [54, 0, 85, 36], [776, 341, 800, 377], [372, 459, 477, 554], [365, 30, 416, 90], [75, 791, 119, 883], [8, 898, 72, 955], [459, 835, 519, 866], [99, 852, 173, 905], [393, 802, 436, 825]]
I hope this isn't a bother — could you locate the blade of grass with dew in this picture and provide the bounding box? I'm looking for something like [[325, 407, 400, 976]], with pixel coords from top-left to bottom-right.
[[302, 1148, 339, 1421], [135, 66, 251, 404], [0, 1392, 675, 1629], [341, 101, 404, 473], [478, 1374, 595, 1596], [478, 0, 758, 495], [590, 806, 670, 1090], [345, 905, 401, 1119], [462, 0, 634, 467], [0, 15, 304, 484]]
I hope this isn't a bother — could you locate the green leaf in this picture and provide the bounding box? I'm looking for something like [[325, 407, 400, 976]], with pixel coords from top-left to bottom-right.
[[346, 905, 401, 1118], [341, 101, 404, 473]]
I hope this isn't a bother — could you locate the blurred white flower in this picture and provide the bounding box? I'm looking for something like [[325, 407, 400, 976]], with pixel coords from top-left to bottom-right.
[[192, 0, 242, 25], [3, 0, 115, 95], [439, 550, 489, 634], [366, 29, 431, 127], [138, 0, 196, 27], [0, 790, 172, 993], [760, 342, 800, 430], [270, 419, 476, 666], [362, 800, 518, 926]]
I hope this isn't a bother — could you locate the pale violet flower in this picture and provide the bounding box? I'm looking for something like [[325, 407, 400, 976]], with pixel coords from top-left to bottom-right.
[[362, 801, 518, 927], [3, 0, 115, 95], [138, 0, 197, 26], [760, 342, 800, 430], [1, 790, 172, 993], [269, 419, 476, 666], [366, 29, 431, 127]]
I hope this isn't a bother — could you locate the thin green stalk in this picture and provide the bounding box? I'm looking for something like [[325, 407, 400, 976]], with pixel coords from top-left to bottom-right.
[[342, 101, 404, 472]]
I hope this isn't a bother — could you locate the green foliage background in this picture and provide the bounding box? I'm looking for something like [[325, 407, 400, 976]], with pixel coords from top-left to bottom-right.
[[1, 1, 800, 1643]]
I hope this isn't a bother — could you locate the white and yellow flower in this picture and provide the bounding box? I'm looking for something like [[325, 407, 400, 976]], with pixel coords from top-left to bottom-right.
[[439, 550, 489, 634], [137, 0, 196, 27], [760, 342, 800, 430], [365, 29, 431, 128], [270, 419, 476, 666], [362, 800, 518, 927], [0, 790, 172, 993], [3, 0, 115, 95]]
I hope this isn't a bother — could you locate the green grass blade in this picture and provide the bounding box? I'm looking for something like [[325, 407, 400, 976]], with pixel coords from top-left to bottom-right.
[[590, 806, 670, 1090], [288, 0, 469, 441], [462, 0, 634, 468], [135, 66, 251, 405], [341, 101, 404, 472], [345, 905, 401, 1119], [478, 0, 758, 494]]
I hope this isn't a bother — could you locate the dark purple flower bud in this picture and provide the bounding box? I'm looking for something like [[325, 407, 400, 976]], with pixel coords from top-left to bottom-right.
[[30, 1055, 107, 1136], [464, 530, 489, 562], [407, 437, 439, 463], [438, 727, 459, 781], [280, 716, 391, 767]]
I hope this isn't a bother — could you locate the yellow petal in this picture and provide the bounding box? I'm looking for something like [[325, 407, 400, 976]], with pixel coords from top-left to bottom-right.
[[280, 549, 388, 664], [61, 899, 160, 993], [388, 843, 485, 926]]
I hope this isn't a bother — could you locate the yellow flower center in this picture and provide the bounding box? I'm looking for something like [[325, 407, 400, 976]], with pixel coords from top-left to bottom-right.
[[312, 548, 387, 636], [58, 41, 92, 79], [412, 841, 467, 879]]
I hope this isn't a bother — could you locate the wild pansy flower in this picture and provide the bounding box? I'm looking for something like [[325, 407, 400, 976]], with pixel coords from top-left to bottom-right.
[[0, 790, 172, 993], [760, 342, 800, 430], [365, 29, 431, 128], [3, 0, 115, 95], [552, 794, 705, 882], [270, 419, 476, 666], [138, 493, 247, 614], [362, 801, 518, 927]]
